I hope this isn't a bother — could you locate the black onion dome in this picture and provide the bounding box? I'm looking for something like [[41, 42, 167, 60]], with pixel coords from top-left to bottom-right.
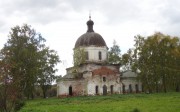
[[74, 18, 107, 48], [86, 19, 94, 32]]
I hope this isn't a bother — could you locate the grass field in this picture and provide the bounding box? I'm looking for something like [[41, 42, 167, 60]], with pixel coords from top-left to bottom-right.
[[19, 92, 180, 112]]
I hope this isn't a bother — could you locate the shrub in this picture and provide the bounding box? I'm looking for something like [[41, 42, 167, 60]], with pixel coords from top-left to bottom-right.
[[14, 100, 25, 111], [131, 108, 140, 112]]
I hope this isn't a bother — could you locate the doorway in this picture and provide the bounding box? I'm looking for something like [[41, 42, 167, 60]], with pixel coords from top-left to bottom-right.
[[95, 86, 99, 95], [135, 84, 139, 93], [123, 84, 125, 93], [129, 84, 132, 93], [110, 85, 113, 94], [69, 86, 72, 96], [103, 85, 107, 95]]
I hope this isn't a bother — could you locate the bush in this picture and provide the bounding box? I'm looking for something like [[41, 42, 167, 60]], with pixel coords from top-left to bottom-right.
[[47, 86, 57, 97], [131, 108, 140, 112], [0, 85, 25, 112], [14, 100, 25, 111]]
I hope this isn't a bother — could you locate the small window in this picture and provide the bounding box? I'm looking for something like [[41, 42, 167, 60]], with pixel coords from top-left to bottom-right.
[[103, 77, 106, 82], [98, 51, 102, 60], [85, 51, 89, 60]]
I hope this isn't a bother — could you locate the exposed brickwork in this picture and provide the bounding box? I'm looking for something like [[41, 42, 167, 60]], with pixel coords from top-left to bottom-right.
[[92, 66, 118, 75], [74, 83, 84, 95]]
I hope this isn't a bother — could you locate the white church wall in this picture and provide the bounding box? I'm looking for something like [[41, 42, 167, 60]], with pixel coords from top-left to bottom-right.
[[57, 81, 68, 96], [84, 46, 107, 62], [87, 81, 96, 95], [83, 71, 92, 78]]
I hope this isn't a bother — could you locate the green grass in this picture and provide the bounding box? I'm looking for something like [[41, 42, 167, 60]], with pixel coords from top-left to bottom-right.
[[19, 92, 180, 112]]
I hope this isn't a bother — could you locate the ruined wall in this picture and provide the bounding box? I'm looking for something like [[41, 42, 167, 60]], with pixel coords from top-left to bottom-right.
[[86, 74, 121, 95], [57, 64, 122, 97], [84, 65, 122, 95], [57, 79, 85, 97]]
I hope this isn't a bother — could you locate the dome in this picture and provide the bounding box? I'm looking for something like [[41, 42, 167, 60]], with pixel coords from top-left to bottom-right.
[[75, 32, 107, 48], [74, 18, 107, 48]]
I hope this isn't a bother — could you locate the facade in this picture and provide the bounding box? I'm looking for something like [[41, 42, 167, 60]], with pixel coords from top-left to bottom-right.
[[57, 64, 121, 96], [57, 17, 141, 97]]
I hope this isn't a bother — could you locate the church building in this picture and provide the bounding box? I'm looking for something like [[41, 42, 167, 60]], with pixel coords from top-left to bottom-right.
[[57, 17, 141, 97]]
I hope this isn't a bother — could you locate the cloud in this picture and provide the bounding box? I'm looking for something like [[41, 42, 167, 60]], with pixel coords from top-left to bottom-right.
[[161, 2, 180, 24], [0, 0, 74, 25]]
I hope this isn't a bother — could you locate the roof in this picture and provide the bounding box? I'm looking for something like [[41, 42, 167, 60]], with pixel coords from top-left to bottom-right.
[[75, 32, 107, 48], [121, 70, 137, 78]]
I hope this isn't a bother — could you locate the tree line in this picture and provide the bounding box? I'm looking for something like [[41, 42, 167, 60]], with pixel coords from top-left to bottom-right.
[[131, 33, 180, 93], [0, 24, 60, 111], [109, 32, 180, 93]]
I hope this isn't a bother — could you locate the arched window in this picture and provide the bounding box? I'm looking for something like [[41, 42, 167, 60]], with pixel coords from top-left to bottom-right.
[[98, 51, 102, 60], [85, 51, 89, 60], [103, 77, 106, 82]]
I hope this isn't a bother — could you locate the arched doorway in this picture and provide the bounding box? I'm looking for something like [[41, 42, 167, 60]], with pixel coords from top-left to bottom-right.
[[123, 84, 126, 94], [129, 84, 132, 93], [135, 84, 139, 93], [110, 85, 113, 94], [103, 85, 107, 95], [95, 86, 99, 95], [142, 85, 144, 92], [69, 86, 72, 96]]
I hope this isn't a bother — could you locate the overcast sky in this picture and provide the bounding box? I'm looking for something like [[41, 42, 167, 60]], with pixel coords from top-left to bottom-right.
[[0, 0, 180, 76]]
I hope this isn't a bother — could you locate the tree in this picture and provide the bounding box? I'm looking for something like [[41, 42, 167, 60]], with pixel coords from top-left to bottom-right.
[[1, 24, 42, 99], [1, 24, 60, 100], [108, 40, 121, 64], [37, 47, 60, 98], [0, 57, 24, 112], [132, 32, 180, 93], [121, 49, 133, 72], [171, 44, 180, 92], [73, 48, 86, 67]]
